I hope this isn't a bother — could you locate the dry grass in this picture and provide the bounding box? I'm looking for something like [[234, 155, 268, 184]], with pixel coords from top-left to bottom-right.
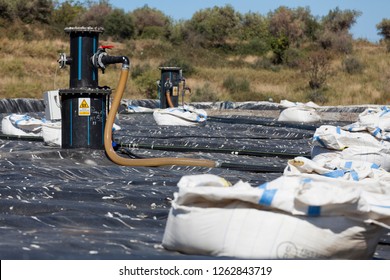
[[0, 37, 389, 106]]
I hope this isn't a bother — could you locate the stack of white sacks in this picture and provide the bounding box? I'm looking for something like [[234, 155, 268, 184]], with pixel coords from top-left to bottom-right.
[[312, 106, 390, 170], [162, 106, 390, 259]]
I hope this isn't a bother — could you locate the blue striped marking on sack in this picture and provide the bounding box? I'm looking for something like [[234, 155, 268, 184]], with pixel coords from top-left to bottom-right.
[[380, 106, 390, 117], [336, 126, 341, 134], [371, 163, 380, 169], [372, 127, 381, 137], [258, 189, 277, 207], [350, 170, 359, 181], [344, 161, 353, 169], [301, 178, 312, 184], [258, 182, 268, 190], [307, 206, 321, 216], [323, 169, 345, 178], [14, 115, 30, 128], [313, 135, 326, 147]]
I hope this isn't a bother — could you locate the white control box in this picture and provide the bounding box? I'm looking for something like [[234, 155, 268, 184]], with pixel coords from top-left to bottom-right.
[[43, 90, 62, 121]]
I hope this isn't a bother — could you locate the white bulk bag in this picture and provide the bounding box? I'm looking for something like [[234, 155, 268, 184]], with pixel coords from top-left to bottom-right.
[[42, 121, 61, 146], [344, 106, 390, 140], [153, 106, 207, 126], [286, 156, 383, 181], [162, 170, 390, 259], [1, 114, 43, 137], [312, 125, 390, 170], [278, 106, 321, 123]]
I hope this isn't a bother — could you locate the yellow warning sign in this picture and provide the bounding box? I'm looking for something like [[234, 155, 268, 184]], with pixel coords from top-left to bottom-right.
[[173, 86, 178, 96], [80, 99, 89, 108], [78, 98, 91, 116]]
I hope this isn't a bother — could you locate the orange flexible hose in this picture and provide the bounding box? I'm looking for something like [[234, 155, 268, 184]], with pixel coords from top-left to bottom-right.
[[166, 91, 175, 108], [104, 67, 217, 168]]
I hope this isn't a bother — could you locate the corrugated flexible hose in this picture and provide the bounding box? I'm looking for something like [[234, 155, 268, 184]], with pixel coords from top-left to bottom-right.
[[104, 64, 218, 168]]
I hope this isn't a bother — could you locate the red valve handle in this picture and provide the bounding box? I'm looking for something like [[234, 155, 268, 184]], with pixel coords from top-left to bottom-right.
[[100, 45, 114, 49]]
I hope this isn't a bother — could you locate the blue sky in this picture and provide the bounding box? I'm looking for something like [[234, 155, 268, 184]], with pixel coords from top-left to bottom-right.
[[109, 0, 388, 42]]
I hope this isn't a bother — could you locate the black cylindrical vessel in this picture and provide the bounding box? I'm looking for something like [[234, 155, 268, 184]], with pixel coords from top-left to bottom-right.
[[66, 26, 102, 88], [158, 67, 182, 108], [60, 89, 110, 149], [59, 27, 110, 149]]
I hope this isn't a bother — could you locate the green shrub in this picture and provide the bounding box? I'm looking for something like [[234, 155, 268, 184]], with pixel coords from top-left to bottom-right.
[[191, 83, 219, 102], [222, 75, 250, 94], [236, 38, 270, 56], [131, 64, 151, 79], [300, 51, 332, 90], [252, 57, 281, 72], [141, 26, 166, 39], [319, 30, 353, 54], [133, 69, 159, 99], [0, 0, 13, 22], [104, 8, 134, 41], [342, 56, 364, 74], [270, 35, 289, 64], [305, 88, 329, 104], [283, 47, 304, 68]]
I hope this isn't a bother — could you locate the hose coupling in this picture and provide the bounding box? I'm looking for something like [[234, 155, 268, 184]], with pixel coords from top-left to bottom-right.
[[92, 45, 130, 73], [91, 46, 109, 73], [58, 53, 71, 69]]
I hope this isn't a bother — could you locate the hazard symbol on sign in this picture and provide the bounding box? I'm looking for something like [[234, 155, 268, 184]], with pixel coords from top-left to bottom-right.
[[78, 98, 91, 116]]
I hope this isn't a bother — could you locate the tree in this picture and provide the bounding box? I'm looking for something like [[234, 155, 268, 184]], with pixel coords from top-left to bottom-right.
[[185, 5, 241, 48], [236, 12, 271, 55], [0, 0, 13, 22], [239, 12, 269, 41], [51, 0, 85, 28], [322, 7, 361, 33], [169, 19, 186, 45], [267, 6, 319, 63], [268, 6, 318, 46], [377, 18, 390, 39], [131, 5, 171, 39], [73, 0, 111, 27], [104, 8, 134, 40], [270, 35, 289, 64], [301, 50, 332, 90], [15, 0, 53, 24], [318, 29, 353, 54], [318, 7, 361, 54], [377, 18, 390, 51]]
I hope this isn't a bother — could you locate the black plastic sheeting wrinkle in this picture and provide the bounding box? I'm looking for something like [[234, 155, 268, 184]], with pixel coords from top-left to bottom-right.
[[0, 106, 389, 260]]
